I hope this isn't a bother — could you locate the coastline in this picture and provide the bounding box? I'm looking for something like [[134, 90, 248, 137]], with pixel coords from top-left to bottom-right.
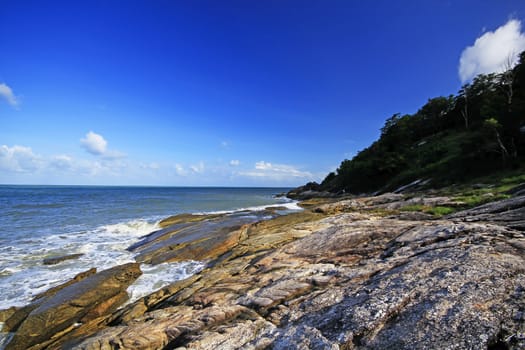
[[1, 186, 525, 349], [0, 186, 293, 311]]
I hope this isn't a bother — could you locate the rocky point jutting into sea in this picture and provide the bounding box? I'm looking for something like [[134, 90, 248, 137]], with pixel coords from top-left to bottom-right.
[[1, 186, 525, 349]]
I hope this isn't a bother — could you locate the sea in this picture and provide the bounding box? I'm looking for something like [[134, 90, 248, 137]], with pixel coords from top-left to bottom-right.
[[0, 185, 299, 312]]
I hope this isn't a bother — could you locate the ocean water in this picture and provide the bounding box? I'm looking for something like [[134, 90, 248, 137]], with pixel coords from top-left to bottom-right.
[[0, 185, 298, 310]]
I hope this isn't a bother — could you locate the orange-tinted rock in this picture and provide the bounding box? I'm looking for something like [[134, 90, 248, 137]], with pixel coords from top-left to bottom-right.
[[2, 268, 97, 333], [132, 216, 254, 264], [4, 263, 141, 350]]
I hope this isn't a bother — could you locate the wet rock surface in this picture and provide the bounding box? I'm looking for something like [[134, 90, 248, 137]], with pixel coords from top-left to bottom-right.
[[131, 215, 254, 265], [43, 253, 84, 265], [3, 263, 141, 350], [2, 194, 525, 349]]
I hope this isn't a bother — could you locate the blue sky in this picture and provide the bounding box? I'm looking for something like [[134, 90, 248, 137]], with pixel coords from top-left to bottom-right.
[[1, 1, 525, 186]]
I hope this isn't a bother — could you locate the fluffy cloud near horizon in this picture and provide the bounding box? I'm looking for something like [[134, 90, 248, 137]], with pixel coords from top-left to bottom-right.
[[81, 131, 108, 155], [0, 143, 316, 186], [240, 161, 314, 181], [0, 141, 133, 181], [79, 131, 126, 160], [0, 145, 41, 172], [459, 19, 525, 83], [0, 83, 19, 108], [50, 155, 74, 170]]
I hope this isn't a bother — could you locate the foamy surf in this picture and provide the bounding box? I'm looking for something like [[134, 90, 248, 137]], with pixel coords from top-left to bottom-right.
[[0, 186, 295, 314], [0, 218, 162, 309], [126, 261, 206, 304], [194, 199, 302, 215]]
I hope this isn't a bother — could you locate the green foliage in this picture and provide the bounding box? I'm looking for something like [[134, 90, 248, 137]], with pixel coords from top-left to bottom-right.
[[454, 193, 510, 208], [484, 117, 501, 129], [426, 206, 456, 217], [400, 204, 425, 212], [501, 173, 525, 184], [320, 51, 525, 194]]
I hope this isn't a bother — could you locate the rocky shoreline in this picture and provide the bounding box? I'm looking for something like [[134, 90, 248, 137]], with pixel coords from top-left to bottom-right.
[[1, 189, 525, 349]]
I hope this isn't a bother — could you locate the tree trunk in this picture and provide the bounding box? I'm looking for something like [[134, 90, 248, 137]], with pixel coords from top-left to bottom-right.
[[494, 129, 509, 163]]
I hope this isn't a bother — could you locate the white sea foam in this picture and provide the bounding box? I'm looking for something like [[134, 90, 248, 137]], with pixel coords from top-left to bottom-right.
[[194, 200, 302, 215], [0, 218, 161, 309], [0, 197, 299, 312], [126, 261, 206, 304], [101, 220, 160, 237]]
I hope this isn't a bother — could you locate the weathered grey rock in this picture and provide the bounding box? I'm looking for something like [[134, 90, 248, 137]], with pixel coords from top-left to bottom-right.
[[313, 192, 462, 214], [43, 253, 84, 265], [449, 194, 525, 230], [382, 195, 463, 209], [313, 193, 406, 214], [506, 183, 525, 196], [266, 217, 525, 349], [72, 305, 258, 349], [287, 182, 339, 200], [4, 263, 141, 350], [393, 178, 431, 193], [389, 211, 434, 221]]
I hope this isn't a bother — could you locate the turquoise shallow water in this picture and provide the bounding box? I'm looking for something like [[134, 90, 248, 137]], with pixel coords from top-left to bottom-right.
[[0, 186, 296, 309]]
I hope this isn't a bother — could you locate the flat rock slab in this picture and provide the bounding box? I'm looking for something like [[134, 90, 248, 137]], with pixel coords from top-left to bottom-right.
[[43, 253, 84, 265], [4, 263, 141, 350], [131, 214, 269, 265], [449, 194, 525, 230]]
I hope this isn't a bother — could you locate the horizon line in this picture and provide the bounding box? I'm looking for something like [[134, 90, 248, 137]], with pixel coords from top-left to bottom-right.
[[0, 183, 294, 189]]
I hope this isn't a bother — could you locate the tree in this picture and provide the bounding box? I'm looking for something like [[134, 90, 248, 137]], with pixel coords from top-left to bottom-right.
[[499, 53, 517, 110], [457, 84, 470, 129], [484, 118, 509, 162], [417, 96, 454, 135], [319, 50, 525, 195]]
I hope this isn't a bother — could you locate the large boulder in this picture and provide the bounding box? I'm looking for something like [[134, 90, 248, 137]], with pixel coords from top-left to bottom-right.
[[4, 263, 142, 350]]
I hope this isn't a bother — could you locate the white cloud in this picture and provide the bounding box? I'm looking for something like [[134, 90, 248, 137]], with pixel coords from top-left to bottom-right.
[[240, 160, 313, 180], [255, 161, 273, 170], [229, 159, 240, 166], [103, 150, 127, 160], [0, 145, 41, 172], [459, 19, 525, 82], [50, 155, 73, 170], [81, 131, 108, 155], [0, 83, 19, 107], [73, 157, 128, 178]]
